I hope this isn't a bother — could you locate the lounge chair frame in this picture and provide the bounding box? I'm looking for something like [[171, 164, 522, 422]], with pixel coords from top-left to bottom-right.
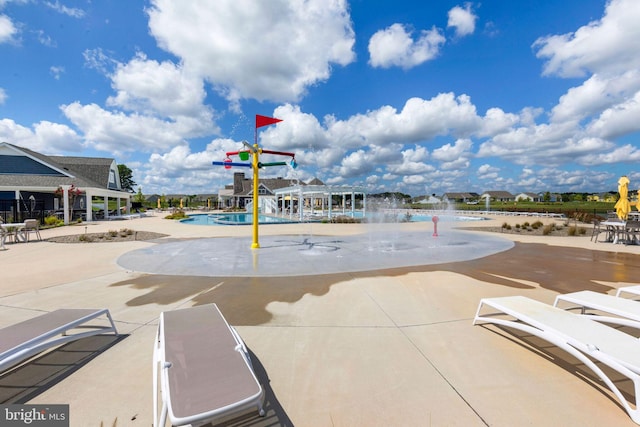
[[153, 304, 265, 427], [554, 290, 640, 329], [474, 296, 640, 424], [616, 285, 640, 299], [0, 308, 118, 373]]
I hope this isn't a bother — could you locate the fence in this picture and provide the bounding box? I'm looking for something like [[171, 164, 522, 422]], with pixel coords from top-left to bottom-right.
[[0, 199, 46, 223]]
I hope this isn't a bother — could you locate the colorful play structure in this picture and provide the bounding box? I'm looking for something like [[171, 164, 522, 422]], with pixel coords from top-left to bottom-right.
[[213, 115, 297, 249]]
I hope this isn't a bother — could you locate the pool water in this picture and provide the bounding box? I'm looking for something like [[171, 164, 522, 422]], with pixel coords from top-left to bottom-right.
[[181, 213, 296, 225], [181, 212, 485, 225]]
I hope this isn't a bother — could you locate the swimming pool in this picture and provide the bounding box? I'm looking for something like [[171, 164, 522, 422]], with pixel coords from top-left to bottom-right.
[[349, 211, 486, 223], [181, 211, 485, 225], [181, 213, 297, 225]]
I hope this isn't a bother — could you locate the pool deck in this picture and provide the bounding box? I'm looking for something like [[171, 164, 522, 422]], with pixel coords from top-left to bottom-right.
[[1, 212, 640, 426]]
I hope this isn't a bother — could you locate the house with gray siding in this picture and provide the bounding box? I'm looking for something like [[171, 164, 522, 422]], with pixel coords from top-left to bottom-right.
[[0, 142, 131, 224]]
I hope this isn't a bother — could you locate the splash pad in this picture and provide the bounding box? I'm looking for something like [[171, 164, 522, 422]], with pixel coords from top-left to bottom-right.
[[117, 227, 513, 277]]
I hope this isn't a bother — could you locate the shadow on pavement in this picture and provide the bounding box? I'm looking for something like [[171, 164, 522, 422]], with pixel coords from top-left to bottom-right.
[[212, 349, 294, 427], [0, 334, 126, 404]]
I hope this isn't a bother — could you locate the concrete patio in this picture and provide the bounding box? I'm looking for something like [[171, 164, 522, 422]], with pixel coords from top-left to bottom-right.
[[1, 212, 639, 426]]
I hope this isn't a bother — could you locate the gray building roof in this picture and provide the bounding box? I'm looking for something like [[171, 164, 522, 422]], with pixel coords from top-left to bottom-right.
[[229, 173, 325, 197], [0, 142, 123, 192]]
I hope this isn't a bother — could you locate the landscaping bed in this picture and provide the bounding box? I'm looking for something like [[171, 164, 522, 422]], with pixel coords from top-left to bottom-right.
[[47, 229, 167, 243]]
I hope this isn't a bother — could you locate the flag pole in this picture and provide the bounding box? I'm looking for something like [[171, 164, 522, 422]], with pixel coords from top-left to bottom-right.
[[252, 115, 283, 249], [251, 140, 260, 249]]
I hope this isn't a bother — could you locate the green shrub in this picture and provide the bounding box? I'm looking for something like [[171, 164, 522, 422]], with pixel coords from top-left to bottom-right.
[[165, 209, 188, 220], [331, 216, 361, 223], [44, 215, 61, 226], [532, 221, 543, 229], [108, 230, 118, 237]]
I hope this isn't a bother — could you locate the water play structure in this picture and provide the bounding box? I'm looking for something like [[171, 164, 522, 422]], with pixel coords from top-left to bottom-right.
[[213, 115, 297, 249]]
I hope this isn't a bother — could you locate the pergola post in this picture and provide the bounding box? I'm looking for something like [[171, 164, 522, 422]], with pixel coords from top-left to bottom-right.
[[62, 185, 70, 225], [84, 191, 92, 221]]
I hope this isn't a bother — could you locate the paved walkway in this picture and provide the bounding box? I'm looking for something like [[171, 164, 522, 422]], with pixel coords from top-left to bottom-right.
[[1, 213, 639, 426]]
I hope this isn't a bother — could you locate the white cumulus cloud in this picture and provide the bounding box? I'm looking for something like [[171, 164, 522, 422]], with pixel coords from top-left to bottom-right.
[[146, 0, 355, 104], [0, 14, 17, 43], [368, 23, 445, 69], [534, 0, 640, 78], [0, 118, 82, 153], [447, 4, 477, 37]]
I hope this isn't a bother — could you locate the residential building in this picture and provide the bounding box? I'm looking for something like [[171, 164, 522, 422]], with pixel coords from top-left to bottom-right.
[[442, 192, 480, 203], [218, 172, 308, 212], [481, 191, 515, 202], [0, 142, 131, 224], [515, 192, 541, 202]]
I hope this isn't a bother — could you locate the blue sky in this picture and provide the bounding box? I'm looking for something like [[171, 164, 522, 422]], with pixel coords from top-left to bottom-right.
[[1, 0, 639, 196]]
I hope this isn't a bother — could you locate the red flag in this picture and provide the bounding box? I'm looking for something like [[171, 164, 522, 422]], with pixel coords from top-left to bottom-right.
[[256, 114, 282, 128]]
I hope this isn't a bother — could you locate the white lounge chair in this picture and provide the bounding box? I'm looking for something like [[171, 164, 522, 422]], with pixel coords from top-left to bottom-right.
[[616, 285, 640, 299], [554, 290, 640, 329], [153, 304, 265, 427], [474, 296, 640, 424], [0, 308, 118, 373]]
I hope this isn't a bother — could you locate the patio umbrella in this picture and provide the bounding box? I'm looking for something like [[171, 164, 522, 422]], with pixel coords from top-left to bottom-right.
[[615, 175, 631, 220], [180, 198, 183, 209], [157, 198, 161, 209]]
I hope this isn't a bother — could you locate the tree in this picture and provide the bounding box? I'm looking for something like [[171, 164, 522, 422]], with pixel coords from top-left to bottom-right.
[[118, 164, 136, 192], [134, 187, 145, 203]]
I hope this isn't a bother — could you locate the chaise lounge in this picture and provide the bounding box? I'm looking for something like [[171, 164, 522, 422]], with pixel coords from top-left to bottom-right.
[[554, 289, 640, 329], [153, 304, 265, 427], [474, 296, 640, 424], [0, 308, 118, 373]]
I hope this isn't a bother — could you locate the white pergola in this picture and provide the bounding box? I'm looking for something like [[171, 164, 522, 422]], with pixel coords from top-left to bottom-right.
[[273, 184, 367, 221], [82, 188, 132, 223]]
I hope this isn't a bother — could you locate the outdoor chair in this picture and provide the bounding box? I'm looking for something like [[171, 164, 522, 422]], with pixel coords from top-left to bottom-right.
[[0, 227, 7, 250], [554, 290, 640, 329], [590, 219, 603, 242], [616, 285, 640, 299], [1, 308, 118, 373], [1, 225, 17, 244], [474, 296, 640, 424], [23, 219, 42, 242], [624, 220, 640, 245], [153, 304, 265, 427]]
